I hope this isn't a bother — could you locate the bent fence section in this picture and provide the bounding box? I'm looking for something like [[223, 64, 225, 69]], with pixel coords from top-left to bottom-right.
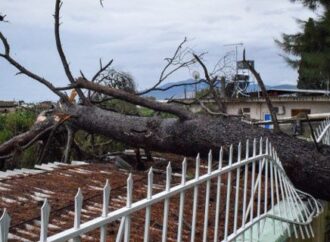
[[0, 138, 323, 242], [315, 118, 330, 145]]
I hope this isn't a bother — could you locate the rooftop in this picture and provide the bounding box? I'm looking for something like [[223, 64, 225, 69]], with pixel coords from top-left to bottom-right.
[[0, 157, 246, 241]]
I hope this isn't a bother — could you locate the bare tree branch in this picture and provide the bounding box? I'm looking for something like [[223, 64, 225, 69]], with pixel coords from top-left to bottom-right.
[[0, 125, 56, 160], [63, 125, 73, 164], [242, 49, 281, 133], [0, 32, 68, 101], [91, 59, 114, 83], [198, 100, 229, 116], [193, 53, 227, 113], [137, 38, 198, 96], [54, 0, 88, 104], [75, 78, 194, 120], [0, 14, 9, 23]]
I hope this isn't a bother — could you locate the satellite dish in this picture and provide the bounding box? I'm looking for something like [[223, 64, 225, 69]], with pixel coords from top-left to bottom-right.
[[192, 71, 200, 81]]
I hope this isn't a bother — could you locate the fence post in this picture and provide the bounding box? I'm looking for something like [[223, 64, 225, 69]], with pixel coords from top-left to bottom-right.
[[100, 180, 111, 242], [214, 147, 223, 242], [144, 167, 153, 242], [124, 174, 133, 242], [72, 188, 83, 242], [162, 162, 172, 242], [202, 150, 212, 242], [190, 153, 200, 242], [177, 159, 187, 242], [0, 209, 10, 242], [233, 142, 241, 235], [224, 145, 233, 240], [241, 140, 249, 241], [40, 199, 50, 242]]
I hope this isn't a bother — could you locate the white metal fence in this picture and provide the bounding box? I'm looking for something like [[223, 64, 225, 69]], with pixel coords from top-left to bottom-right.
[[0, 138, 323, 242], [314, 118, 330, 145]]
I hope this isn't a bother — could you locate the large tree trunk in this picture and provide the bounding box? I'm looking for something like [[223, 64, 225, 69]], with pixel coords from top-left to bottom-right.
[[63, 104, 330, 200]]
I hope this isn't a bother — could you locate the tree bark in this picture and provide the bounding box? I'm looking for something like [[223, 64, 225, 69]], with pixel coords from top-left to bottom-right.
[[62, 104, 330, 200], [1, 104, 329, 200]]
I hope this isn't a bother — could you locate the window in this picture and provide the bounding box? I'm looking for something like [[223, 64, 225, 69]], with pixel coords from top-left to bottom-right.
[[291, 109, 311, 117], [242, 107, 250, 113]]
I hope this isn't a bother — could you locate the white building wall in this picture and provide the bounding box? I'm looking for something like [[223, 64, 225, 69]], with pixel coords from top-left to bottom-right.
[[226, 101, 330, 121]]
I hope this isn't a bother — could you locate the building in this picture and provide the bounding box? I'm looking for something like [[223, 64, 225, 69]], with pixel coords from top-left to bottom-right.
[[0, 101, 18, 113], [176, 87, 330, 134]]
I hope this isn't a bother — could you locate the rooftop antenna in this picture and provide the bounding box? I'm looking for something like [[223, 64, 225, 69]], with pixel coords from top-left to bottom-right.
[[223, 43, 244, 75]]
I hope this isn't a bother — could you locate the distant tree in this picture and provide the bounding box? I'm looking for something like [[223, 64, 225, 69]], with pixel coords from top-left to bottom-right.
[[276, 1, 330, 89]]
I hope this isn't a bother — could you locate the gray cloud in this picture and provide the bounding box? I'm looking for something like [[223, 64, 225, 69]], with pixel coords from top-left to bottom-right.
[[0, 0, 315, 101]]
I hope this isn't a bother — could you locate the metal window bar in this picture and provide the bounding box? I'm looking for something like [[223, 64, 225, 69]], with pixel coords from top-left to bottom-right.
[[0, 138, 323, 242]]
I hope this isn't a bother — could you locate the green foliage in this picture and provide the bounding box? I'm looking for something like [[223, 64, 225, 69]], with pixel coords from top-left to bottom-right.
[[138, 107, 155, 117], [20, 146, 39, 168], [74, 131, 126, 157], [138, 107, 176, 118], [101, 99, 139, 115], [0, 110, 36, 143], [277, 1, 330, 89], [291, 0, 329, 10], [195, 88, 211, 99]]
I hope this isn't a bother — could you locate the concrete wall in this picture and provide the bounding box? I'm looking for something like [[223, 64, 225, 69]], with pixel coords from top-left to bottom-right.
[[226, 101, 330, 121], [0, 107, 17, 113]]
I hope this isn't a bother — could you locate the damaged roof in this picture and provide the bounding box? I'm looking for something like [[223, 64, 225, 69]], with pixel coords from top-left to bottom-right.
[[0, 157, 254, 241]]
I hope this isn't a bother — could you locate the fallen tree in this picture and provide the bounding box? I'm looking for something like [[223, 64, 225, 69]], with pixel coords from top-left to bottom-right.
[[0, 0, 330, 201]]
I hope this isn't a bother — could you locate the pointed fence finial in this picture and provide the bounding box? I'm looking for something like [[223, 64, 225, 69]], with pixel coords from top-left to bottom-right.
[[246, 139, 249, 159], [259, 137, 263, 155], [219, 147, 223, 169], [147, 167, 153, 199], [127, 173, 133, 208], [74, 188, 83, 229], [229, 144, 233, 165], [182, 158, 187, 185], [166, 162, 172, 191], [237, 142, 242, 163], [40, 199, 51, 242], [253, 138, 257, 156], [195, 153, 200, 179], [0, 209, 11, 242], [102, 180, 111, 217], [208, 150, 212, 173]]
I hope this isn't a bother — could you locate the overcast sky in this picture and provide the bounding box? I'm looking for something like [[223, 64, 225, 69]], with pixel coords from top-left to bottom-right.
[[0, 0, 316, 102]]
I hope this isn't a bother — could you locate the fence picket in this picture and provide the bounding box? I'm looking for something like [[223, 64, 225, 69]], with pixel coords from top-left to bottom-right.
[[233, 142, 241, 235], [0, 209, 10, 242], [144, 168, 153, 242], [40, 199, 50, 242], [224, 145, 233, 240], [124, 174, 133, 242], [190, 153, 200, 242], [203, 150, 212, 242], [214, 147, 223, 242], [72, 188, 83, 242], [162, 163, 172, 242], [177, 159, 187, 242], [241, 140, 249, 241], [100, 180, 111, 242], [277, 168, 291, 237], [0, 137, 323, 242], [249, 139, 257, 240]]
